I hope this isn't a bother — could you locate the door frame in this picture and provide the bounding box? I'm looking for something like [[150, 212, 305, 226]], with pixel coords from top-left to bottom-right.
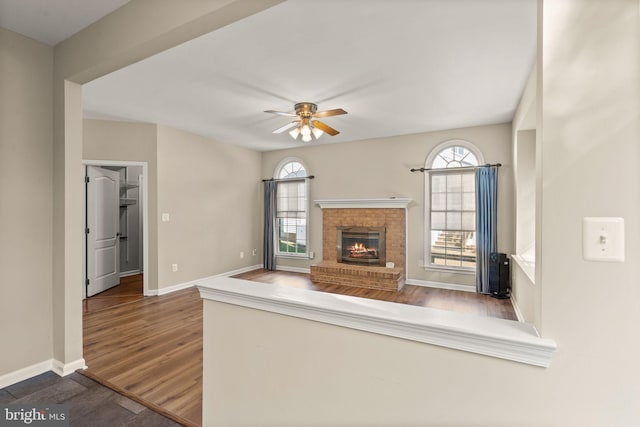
[[83, 160, 149, 298]]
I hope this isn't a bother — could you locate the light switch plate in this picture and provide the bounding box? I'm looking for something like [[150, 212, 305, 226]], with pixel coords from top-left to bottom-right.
[[582, 217, 624, 262], [162, 213, 170, 222]]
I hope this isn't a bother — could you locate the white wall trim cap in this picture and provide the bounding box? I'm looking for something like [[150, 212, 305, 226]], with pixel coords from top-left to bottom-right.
[[198, 277, 556, 367], [314, 198, 412, 209]]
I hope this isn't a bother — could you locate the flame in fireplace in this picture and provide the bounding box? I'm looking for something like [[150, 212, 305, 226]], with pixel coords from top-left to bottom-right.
[[348, 242, 378, 258]]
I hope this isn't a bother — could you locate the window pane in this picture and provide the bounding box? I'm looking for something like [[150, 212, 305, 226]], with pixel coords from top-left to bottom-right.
[[447, 193, 462, 210], [432, 156, 449, 169], [432, 193, 446, 210], [431, 230, 446, 265], [431, 212, 446, 229], [431, 175, 446, 193], [462, 212, 475, 230], [279, 161, 307, 179], [445, 249, 462, 266], [463, 192, 475, 210], [447, 212, 461, 230], [462, 173, 475, 191], [447, 174, 462, 192], [278, 218, 308, 254], [461, 152, 478, 167]]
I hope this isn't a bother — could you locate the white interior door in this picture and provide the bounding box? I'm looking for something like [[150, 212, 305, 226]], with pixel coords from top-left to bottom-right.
[[86, 166, 120, 297]]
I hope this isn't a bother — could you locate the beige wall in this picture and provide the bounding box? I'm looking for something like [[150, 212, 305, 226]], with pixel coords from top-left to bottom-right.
[[203, 300, 546, 427], [83, 120, 264, 292], [0, 28, 54, 375], [156, 126, 262, 289], [83, 119, 159, 291], [262, 123, 514, 287], [537, 0, 640, 405]]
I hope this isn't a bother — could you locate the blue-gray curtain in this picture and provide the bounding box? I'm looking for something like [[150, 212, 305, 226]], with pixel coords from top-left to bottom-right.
[[263, 180, 277, 271], [475, 166, 498, 294]]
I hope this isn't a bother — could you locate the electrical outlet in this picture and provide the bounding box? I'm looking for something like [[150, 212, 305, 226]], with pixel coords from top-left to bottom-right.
[[172, 263, 178, 272], [252, 249, 257, 256], [240, 251, 245, 259], [309, 251, 315, 259]]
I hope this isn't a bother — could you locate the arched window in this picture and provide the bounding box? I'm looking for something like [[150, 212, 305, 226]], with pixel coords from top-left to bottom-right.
[[274, 159, 309, 257], [424, 141, 484, 271]]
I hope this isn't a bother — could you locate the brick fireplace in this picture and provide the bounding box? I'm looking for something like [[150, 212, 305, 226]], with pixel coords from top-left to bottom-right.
[[310, 198, 410, 291]]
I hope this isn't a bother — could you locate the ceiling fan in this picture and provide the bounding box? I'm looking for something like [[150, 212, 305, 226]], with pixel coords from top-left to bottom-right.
[[265, 102, 347, 142]]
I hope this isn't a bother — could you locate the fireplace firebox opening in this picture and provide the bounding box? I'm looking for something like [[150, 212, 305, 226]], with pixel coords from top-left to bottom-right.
[[337, 226, 386, 266]]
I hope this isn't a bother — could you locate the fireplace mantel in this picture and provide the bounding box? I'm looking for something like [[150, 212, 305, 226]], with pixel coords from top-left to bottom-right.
[[315, 198, 411, 209]]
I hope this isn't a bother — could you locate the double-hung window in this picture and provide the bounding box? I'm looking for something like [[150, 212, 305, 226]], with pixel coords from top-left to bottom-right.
[[425, 142, 483, 271], [275, 160, 308, 257]]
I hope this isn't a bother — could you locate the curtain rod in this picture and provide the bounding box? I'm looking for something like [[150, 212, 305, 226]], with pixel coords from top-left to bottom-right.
[[410, 163, 502, 173], [262, 175, 315, 182]]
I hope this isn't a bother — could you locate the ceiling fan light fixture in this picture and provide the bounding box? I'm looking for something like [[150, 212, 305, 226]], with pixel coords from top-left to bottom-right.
[[266, 102, 347, 143], [300, 123, 311, 136], [289, 128, 300, 139], [311, 127, 324, 139]]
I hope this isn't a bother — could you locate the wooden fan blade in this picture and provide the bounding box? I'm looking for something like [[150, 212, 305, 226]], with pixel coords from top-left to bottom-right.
[[313, 108, 347, 118], [272, 121, 300, 134], [264, 110, 298, 117], [311, 120, 340, 136]]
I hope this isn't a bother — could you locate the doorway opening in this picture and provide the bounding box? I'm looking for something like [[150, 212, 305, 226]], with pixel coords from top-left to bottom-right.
[[83, 160, 149, 302]]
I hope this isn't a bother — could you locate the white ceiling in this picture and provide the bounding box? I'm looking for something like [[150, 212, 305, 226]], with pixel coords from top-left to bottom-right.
[[0, 0, 130, 46], [3, 0, 537, 152]]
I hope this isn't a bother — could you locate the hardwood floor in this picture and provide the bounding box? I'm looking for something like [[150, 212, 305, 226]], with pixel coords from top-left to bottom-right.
[[83, 287, 202, 426], [83, 273, 145, 314], [81, 269, 516, 427], [233, 269, 517, 321]]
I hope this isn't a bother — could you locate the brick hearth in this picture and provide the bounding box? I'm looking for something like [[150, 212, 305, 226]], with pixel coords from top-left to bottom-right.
[[310, 261, 404, 291], [310, 203, 407, 291]]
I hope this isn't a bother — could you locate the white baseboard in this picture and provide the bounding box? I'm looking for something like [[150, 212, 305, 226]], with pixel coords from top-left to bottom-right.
[[120, 270, 142, 278], [222, 264, 264, 277], [0, 357, 88, 388], [149, 264, 264, 296], [276, 265, 311, 274], [0, 360, 54, 389], [52, 358, 86, 377], [405, 278, 476, 292], [150, 279, 197, 296]]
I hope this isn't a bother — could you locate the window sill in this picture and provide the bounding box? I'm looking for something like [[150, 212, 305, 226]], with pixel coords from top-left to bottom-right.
[[276, 253, 308, 260], [423, 265, 476, 275], [197, 277, 556, 367]]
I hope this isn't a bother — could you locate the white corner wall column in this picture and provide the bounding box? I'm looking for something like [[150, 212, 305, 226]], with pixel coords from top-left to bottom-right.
[[51, 79, 85, 369]]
